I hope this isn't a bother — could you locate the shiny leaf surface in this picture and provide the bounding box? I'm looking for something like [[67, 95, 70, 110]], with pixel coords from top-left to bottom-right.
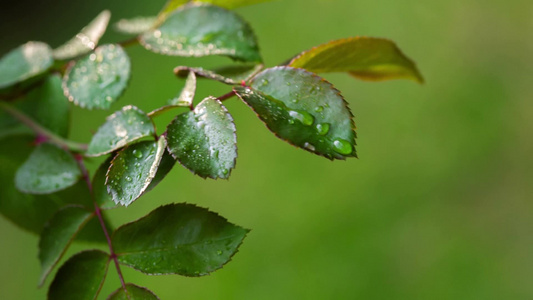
[[168, 71, 196, 107], [92, 157, 117, 209], [0, 41, 53, 90], [114, 17, 157, 35], [107, 284, 160, 300]]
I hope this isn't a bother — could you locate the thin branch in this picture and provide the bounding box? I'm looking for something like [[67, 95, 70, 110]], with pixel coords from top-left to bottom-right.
[[118, 37, 140, 48], [217, 90, 237, 102]]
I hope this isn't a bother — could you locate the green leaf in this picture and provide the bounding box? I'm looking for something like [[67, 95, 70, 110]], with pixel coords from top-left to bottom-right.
[[0, 136, 93, 233], [15, 143, 82, 194], [106, 137, 167, 206], [169, 71, 196, 107], [107, 284, 160, 300], [141, 3, 262, 63], [160, 0, 272, 17], [288, 37, 424, 83], [144, 149, 176, 193], [87, 106, 155, 157], [113, 203, 249, 276], [234, 66, 356, 159], [114, 16, 157, 35], [92, 157, 118, 209], [63, 44, 131, 110], [53, 10, 111, 61], [48, 250, 110, 300], [167, 96, 237, 179], [174, 64, 263, 85], [38, 205, 94, 286], [0, 41, 53, 90]]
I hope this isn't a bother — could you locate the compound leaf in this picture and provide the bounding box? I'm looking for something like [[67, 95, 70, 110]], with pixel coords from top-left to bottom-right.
[[289, 37, 424, 83], [87, 106, 155, 157], [167, 96, 237, 179], [113, 203, 249, 276], [106, 137, 167, 206], [141, 3, 261, 63], [38, 205, 94, 286], [48, 250, 109, 300], [53, 10, 111, 61], [114, 17, 157, 35], [107, 284, 160, 300], [0, 41, 53, 90], [235, 66, 356, 160], [15, 143, 82, 194], [63, 44, 131, 110]]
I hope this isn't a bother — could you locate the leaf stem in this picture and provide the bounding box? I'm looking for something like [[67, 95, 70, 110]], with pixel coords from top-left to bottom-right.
[[0, 102, 88, 152], [217, 90, 237, 102], [118, 37, 140, 48]]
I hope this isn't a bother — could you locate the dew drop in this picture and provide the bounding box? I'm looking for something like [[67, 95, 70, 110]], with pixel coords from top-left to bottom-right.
[[314, 106, 324, 113], [217, 250, 222, 255], [125, 176, 132, 182], [222, 169, 229, 175], [316, 123, 330, 136], [262, 79, 269, 86], [289, 110, 314, 126], [288, 119, 295, 125], [133, 149, 143, 159], [333, 139, 353, 155]]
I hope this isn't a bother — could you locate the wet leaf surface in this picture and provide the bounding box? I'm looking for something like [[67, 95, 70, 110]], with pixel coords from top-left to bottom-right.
[[0, 41, 53, 90]]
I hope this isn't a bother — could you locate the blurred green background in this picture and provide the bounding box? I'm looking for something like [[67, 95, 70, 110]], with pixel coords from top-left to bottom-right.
[[1, 0, 532, 299]]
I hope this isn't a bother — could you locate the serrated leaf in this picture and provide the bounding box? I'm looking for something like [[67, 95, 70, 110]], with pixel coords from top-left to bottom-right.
[[63, 44, 131, 110], [141, 3, 262, 63], [169, 71, 196, 107], [92, 157, 118, 209], [87, 106, 155, 157], [107, 284, 160, 300], [53, 10, 111, 61], [15, 143, 82, 194], [38, 205, 94, 286], [235, 66, 356, 159], [0, 136, 93, 233], [167, 96, 237, 179], [113, 203, 249, 276], [48, 250, 109, 300], [0, 41, 53, 90], [289, 37, 424, 83], [174, 64, 263, 85], [144, 149, 176, 193], [160, 0, 272, 17], [106, 137, 167, 206], [114, 16, 157, 35]]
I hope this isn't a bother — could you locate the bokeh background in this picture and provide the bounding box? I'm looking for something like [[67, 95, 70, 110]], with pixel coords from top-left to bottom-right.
[[1, 0, 532, 299]]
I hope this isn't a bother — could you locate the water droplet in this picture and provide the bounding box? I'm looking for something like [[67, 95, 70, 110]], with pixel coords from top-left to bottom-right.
[[288, 119, 295, 125], [286, 82, 291, 86], [314, 106, 324, 113], [291, 99, 298, 103], [133, 149, 143, 158], [262, 79, 269, 86], [289, 110, 314, 126], [217, 250, 222, 255], [303, 142, 316, 151], [333, 139, 353, 155], [125, 176, 132, 182], [222, 169, 229, 175], [316, 123, 330, 135]]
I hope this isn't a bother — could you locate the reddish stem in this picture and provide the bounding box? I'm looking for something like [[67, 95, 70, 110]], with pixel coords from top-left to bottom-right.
[[217, 90, 237, 102]]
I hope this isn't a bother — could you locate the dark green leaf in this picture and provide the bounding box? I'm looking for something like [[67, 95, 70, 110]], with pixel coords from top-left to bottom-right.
[[113, 203, 249, 276], [234, 66, 356, 159], [160, 0, 272, 18], [38, 205, 94, 286], [15, 143, 82, 194], [53, 10, 111, 61], [107, 284, 160, 300], [0, 41, 53, 90], [114, 17, 157, 35], [174, 64, 263, 85], [106, 137, 167, 206], [141, 3, 262, 63], [168, 71, 196, 107], [87, 106, 155, 157], [288, 37, 424, 83], [144, 149, 176, 193], [75, 213, 112, 244], [63, 44, 131, 109], [167, 96, 237, 179], [92, 157, 118, 209], [0, 136, 93, 233], [48, 250, 109, 300]]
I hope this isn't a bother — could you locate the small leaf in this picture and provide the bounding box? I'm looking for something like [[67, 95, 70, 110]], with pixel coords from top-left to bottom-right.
[[15, 143, 82, 194], [169, 71, 196, 107], [160, 0, 272, 18], [174, 64, 263, 85], [38, 205, 94, 286], [289, 37, 424, 83], [53, 10, 111, 61], [167, 96, 237, 179], [234, 66, 356, 159], [144, 149, 176, 193], [107, 283, 160, 300], [106, 137, 167, 206], [141, 3, 262, 63], [48, 250, 110, 300], [113, 203, 249, 276], [114, 16, 157, 35], [0, 41, 53, 90], [63, 44, 131, 109], [87, 106, 155, 157], [92, 157, 117, 209]]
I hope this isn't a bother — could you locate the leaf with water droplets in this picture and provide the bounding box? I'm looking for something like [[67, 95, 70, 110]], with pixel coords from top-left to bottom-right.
[[106, 137, 167, 206], [53, 10, 111, 61], [174, 64, 263, 85], [48, 250, 109, 300], [87, 106, 155, 157], [112, 203, 249, 276], [159, 0, 273, 19], [38, 205, 94, 286], [234, 66, 356, 159], [107, 283, 160, 300], [0, 41, 53, 90], [167, 96, 237, 179], [289, 37, 424, 83], [114, 16, 157, 35], [141, 3, 262, 63], [63, 44, 131, 109], [92, 157, 118, 209], [169, 71, 196, 107], [15, 143, 82, 194], [144, 149, 176, 193]]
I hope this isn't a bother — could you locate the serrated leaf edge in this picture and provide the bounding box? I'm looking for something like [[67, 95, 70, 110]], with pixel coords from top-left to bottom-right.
[[106, 283, 160, 300]]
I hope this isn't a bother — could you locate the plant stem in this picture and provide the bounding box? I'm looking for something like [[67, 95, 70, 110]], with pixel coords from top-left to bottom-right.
[[118, 37, 140, 48], [217, 90, 237, 102], [0, 102, 88, 152]]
